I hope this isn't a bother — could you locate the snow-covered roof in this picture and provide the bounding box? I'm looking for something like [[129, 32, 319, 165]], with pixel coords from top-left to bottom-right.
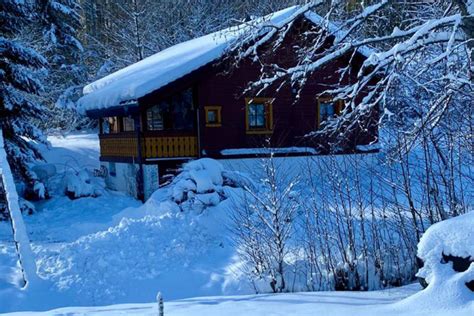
[[78, 6, 374, 113]]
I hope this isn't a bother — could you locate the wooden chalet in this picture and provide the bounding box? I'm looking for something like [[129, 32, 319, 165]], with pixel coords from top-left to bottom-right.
[[78, 6, 378, 200]]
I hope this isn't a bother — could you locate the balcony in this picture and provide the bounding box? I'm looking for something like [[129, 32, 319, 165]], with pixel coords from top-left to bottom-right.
[[99, 132, 198, 160]]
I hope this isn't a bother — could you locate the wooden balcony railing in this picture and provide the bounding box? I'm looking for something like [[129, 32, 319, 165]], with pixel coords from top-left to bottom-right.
[[99, 133, 198, 159], [100, 135, 138, 158], [143, 136, 198, 158]]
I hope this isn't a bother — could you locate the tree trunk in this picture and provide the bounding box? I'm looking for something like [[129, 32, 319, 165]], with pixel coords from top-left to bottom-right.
[[0, 129, 39, 288]]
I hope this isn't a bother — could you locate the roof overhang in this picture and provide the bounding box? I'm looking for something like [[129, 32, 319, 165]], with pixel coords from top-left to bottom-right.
[[85, 100, 139, 118]]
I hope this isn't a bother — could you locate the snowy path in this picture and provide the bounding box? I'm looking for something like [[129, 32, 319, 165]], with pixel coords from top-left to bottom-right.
[[4, 284, 425, 316]]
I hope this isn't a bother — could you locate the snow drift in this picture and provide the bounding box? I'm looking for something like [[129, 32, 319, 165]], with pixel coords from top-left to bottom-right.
[[35, 159, 253, 306]]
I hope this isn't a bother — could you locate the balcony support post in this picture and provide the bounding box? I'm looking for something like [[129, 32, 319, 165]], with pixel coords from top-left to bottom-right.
[[193, 85, 202, 158], [134, 115, 145, 201]]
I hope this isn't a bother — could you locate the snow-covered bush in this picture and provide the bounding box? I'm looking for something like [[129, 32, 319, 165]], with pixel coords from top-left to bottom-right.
[[120, 158, 254, 220], [389, 212, 474, 314], [22, 163, 57, 200], [63, 170, 103, 199], [171, 158, 255, 209], [231, 156, 300, 293], [171, 158, 225, 209], [417, 212, 474, 295]]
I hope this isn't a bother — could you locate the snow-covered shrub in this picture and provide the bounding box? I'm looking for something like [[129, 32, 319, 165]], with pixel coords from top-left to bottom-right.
[[64, 170, 103, 199], [170, 158, 225, 211], [23, 164, 57, 201], [152, 158, 252, 214], [389, 212, 474, 314], [230, 156, 300, 293], [417, 212, 474, 294], [116, 158, 253, 220]]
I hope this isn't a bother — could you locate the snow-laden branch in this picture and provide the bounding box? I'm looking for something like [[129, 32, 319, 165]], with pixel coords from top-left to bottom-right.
[[230, 1, 473, 151]]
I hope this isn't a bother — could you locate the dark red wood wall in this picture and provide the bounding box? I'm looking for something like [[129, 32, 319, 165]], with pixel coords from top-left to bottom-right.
[[195, 18, 376, 156], [139, 17, 378, 157]]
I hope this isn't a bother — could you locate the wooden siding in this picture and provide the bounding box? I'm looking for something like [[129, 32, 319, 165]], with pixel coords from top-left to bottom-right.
[[193, 18, 377, 155]]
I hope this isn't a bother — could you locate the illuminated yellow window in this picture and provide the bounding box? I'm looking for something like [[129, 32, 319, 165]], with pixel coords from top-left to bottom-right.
[[205, 106, 222, 127], [245, 97, 274, 134]]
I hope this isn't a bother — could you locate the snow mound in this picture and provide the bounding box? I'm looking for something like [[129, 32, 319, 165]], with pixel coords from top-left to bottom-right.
[[174, 158, 224, 197], [38, 214, 217, 304], [418, 212, 474, 262], [63, 170, 103, 199], [117, 158, 253, 220], [392, 212, 474, 315]]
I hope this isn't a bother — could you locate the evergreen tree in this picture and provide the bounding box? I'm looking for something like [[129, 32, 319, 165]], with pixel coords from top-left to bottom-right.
[[36, 0, 86, 130], [1, 0, 48, 198], [0, 0, 83, 198]]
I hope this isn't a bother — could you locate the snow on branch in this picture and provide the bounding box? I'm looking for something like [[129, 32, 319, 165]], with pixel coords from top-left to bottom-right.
[[229, 1, 473, 151]]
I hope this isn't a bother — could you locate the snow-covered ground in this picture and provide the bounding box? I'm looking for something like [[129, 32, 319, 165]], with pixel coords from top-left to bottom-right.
[[3, 283, 473, 316], [0, 132, 140, 243], [0, 132, 472, 315], [0, 134, 250, 312], [11, 286, 423, 315], [0, 133, 142, 312]]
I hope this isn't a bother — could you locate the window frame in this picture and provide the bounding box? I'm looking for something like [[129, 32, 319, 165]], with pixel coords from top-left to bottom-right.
[[204, 106, 222, 127], [245, 97, 274, 134], [316, 97, 344, 129]]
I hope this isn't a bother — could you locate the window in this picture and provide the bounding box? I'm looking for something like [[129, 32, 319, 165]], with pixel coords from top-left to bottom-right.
[[122, 116, 135, 132], [205, 106, 222, 127], [172, 88, 194, 130], [317, 98, 344, 128], [146, 105, 164, 131], [108, 117, 119, 133], [145, 88, 195, 131], [245, 97, 273, 134], [108, 162, 116, 177], [101, 118, 109, 134]]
